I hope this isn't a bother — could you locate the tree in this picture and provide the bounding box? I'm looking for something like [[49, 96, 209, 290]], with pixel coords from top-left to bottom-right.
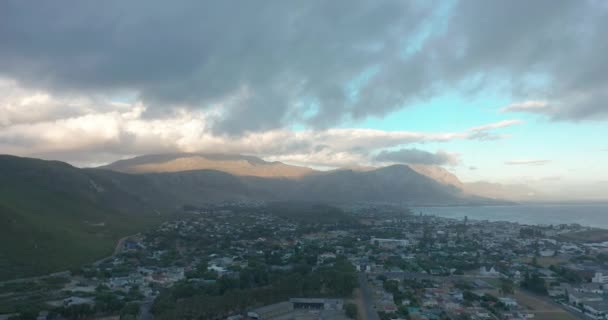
[[500, 278, 514, 295], [521, 273, 547, 295], [345, 303, 358, 319], [120, 303, 140, 320], [13, 305, 38, 320]]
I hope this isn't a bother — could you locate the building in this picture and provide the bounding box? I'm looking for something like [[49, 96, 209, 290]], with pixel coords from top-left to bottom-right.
[[248, 299, 344, 319], [592, 272, 608, 284], [499, 297, 518, 307], [290, 298, 343, 311], [370, 238, 409, 248], [479, 266, 500, 277], [569, 292, 603, 305], [583, 300, 608, 320]]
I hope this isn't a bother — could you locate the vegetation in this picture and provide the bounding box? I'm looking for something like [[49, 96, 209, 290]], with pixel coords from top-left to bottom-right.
[[549, 265, 583, 283], [266, 202, 358, 225], [521, 273, 548, 295], [344, 303, 357, 319], [0, 155, 169, 280], [151, 256, 358, 319], [500, 278, 515, 295]]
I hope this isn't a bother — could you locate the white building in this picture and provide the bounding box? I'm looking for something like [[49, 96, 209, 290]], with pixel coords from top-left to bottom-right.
[[499, 297, 518, 307], [479, 266, 500, 277], [592, 272, 608, 284], [370, 238, 409, 248]]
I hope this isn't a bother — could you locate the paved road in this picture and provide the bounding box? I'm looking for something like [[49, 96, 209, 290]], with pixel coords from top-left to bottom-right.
[[358, 273, 380, 320], [139, 297, 155, 320]]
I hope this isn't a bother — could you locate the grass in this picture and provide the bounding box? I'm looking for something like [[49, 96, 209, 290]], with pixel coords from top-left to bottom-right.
[[463, 279, 577, 320], [558, 229, 608, 243], [521, 256, 570, 268], [513, 290, 577, 320]]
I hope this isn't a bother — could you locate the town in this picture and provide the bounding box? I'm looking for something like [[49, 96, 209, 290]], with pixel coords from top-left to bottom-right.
[[3, 203, 608, 320]]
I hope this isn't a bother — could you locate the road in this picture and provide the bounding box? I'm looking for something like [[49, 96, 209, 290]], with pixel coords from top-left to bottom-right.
[[139, 297, 155, 320], [358, 273, 380, 320]]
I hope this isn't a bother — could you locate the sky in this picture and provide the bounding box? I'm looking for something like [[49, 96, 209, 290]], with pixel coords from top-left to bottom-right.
[[1, 0, 608, 199]]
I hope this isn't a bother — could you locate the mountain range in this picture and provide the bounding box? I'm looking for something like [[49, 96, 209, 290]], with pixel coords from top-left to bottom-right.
[[101, 152, 530, 202], [101, 152, 493, 205], [0, 152, 515, 279]]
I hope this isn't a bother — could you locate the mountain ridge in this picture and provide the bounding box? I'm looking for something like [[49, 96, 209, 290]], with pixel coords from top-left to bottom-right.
[[0, 153, 508, 279], [102, 153, 529, 202], [101, 153, 315, 178]]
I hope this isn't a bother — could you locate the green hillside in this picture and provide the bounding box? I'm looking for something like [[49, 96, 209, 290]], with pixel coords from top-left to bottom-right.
[[0, 155, 172, 280]]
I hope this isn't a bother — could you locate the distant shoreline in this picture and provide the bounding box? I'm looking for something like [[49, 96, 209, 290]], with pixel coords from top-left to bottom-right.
[[414, 200, 608, 207], [412, 203, 608, 229]]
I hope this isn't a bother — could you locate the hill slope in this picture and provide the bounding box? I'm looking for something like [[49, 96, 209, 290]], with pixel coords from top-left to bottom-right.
[[0, 155, 172, 280], [408, 164, 464, 189]]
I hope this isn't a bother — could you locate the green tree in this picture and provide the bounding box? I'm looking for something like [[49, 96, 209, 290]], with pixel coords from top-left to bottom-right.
[[500, 278, 514, 295], [345, 303, 358, 319]]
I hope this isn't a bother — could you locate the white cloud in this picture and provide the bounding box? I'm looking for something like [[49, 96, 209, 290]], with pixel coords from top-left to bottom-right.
[[500, 100, 550, 113], [505, 159, 551, 166], [0, 82, 524, 167], [469, 119, 524, 132]]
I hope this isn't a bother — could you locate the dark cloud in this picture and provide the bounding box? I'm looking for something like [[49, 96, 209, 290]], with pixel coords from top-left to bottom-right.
[[374, 148, 458, 165], [1, 0, 607, 134]]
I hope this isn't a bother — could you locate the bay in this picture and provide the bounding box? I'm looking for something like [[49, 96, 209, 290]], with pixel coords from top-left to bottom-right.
[[412, 204, 608, 229]]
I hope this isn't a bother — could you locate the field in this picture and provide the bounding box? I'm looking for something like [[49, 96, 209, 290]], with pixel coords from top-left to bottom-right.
[[513, 290, 577, 320], [520, 256, 570, 268], [558, 229, 608, 243], [465, 278, 578, 320]]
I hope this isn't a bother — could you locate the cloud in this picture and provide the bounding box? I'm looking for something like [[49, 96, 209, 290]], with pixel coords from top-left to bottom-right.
[[505, 160, 551, 166], [468, 119, 524, 132], [0, 83, 523, 167], [0, 0, 607, 135], [0, 0, 439, 133], [374, 148, 459, 166], [500, 100, 551, 113]]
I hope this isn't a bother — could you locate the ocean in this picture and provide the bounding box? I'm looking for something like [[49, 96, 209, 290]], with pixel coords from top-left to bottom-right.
[[412, 204, 608, 229]]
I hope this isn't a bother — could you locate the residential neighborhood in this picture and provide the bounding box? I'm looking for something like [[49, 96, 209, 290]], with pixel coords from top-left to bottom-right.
[[3, 203, 608, 320]]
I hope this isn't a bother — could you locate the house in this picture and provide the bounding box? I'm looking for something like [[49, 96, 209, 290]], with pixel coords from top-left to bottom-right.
[[479, 266, 500, 277], [583, 300, 608, 320], [576, 283, 604, 294], [569, 292, 602, 305], [290, 298, 343, 310], [548, 283, 572, 297], [592, 272, 608, 284], [499, 297, 518, 307], [318, 252, 337, 264], [371, 238, 409, 248]]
